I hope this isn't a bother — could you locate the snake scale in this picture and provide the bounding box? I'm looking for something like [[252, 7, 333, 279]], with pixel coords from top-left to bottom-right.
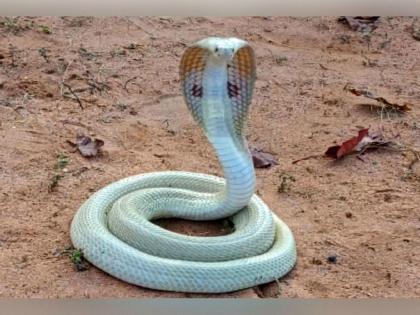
[[70, 37, 297, 293]]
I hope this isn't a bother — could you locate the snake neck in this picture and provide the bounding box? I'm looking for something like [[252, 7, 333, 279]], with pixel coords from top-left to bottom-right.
[[201, 57, 256, 216]]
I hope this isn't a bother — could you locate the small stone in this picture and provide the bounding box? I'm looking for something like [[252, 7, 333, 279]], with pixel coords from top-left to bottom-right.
[[255, 281, 281, 298], [327, 255, 337, 263], [311, 258, 323, 265], [0, 76, 6, 88]]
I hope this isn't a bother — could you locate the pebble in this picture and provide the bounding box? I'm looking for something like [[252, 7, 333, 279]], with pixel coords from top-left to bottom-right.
[[327, 255, 337, 263]]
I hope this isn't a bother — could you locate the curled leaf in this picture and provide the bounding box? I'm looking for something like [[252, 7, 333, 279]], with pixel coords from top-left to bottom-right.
[[326, 128, 369, 159], [325, 128, 392, 159], [250, 147, 278, 168], [345, 86, 412, 112], [67, 136, 104, 157]]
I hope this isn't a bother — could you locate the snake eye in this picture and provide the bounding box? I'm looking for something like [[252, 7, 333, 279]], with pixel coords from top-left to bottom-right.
[[214, 47, 219, 53]]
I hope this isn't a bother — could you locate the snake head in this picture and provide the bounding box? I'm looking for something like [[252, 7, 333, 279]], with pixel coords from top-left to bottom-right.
[[180, 37, 256, 136], [195, 37, 248, 62]]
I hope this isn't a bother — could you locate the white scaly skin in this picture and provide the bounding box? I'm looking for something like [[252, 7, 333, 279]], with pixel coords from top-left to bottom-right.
[[201, 45, 256, 216], [70, 37, 297, 293]]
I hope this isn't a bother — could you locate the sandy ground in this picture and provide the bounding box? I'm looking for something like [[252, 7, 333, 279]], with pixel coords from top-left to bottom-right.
[[0, 17, 419, 298]]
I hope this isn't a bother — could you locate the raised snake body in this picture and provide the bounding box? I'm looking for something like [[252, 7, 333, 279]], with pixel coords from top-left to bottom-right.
[[70, 37, 297, 293]]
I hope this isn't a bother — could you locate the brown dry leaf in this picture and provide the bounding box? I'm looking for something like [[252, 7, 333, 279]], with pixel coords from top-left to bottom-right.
[[345, 86, 412, 112], [326, 128, 369, 159], [325, 128, 392, 159], [250, 147, 278, 168], [338, 16, 380, 33], [67, 136, 104, 157]]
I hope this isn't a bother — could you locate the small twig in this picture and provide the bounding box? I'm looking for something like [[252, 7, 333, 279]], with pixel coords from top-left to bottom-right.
[[319, 64, 329, 70], [375, 188, 399, 193], [87, 80, 111, 93], [407, 148, 420, 170], [66, 87, 91, 94], [123, 76, 139, 92], [20, 129, 46, 135], [60, 59, 74, 96], [63, 83, 84, 109], [372, 142, 420, 170], [292, 154, 322, 165]]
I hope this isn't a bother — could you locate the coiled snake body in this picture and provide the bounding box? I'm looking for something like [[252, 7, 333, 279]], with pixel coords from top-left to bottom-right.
[[70, 37, 297, 293]]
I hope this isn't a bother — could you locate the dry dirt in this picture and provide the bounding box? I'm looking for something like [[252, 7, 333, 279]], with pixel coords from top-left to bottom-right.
[[0, 17, 419, 298]]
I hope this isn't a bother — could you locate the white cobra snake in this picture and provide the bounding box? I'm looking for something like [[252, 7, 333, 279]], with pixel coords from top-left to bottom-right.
[[70, 37, 297, 293]]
